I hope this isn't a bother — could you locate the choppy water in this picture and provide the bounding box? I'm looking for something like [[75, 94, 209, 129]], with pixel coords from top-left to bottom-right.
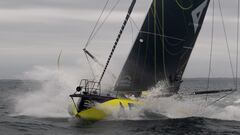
[[1, 78, 240, 135]]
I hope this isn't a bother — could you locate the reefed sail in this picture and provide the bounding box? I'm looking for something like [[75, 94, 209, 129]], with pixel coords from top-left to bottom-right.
[[115, 0, 210, 94]]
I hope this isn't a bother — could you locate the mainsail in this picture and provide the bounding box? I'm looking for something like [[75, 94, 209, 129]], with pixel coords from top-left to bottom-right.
[[115, 0, 210, 94]]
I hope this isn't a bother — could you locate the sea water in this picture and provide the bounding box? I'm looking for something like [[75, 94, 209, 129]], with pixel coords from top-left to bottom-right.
[[1, 68, 240, 134]]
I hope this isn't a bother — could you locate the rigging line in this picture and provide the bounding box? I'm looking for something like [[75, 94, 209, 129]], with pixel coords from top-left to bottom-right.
[[98, 0, 136, 84], [236, 0, 240, 91], [139, 31, 185, 41], [207, 89, 237, 107], [133, 39, 142, 83], [154, 0, 157, 83], [130, 17, 140, 30], [83, 0, 119, 82], [129, 0, 151, 31], [131, 16, 185, 41], [150, 4, 163, 33], [84, 52, 96, 81], [161, 0, 168, 82], [129, 18, 138, 84], [206, 0, 215, 102], [84, 0, 110, 49], [89, 0, 121, 42], [84, 49, 117, 80], [205, 0, 240, 107], [129, 19, 134, 44], [130, 16, 185, 42], [218, 0, 235, 79], [82, 0, 119, 82], [132, 8, 144, 83], [151, 0, 163, 83], [204, 0, 239, 109], [140, 15, 150, 83], [132, 17, 185, 41], [151, 0, 168, 81], [207, 0, 215, 89], [163, 1, 167, 81]]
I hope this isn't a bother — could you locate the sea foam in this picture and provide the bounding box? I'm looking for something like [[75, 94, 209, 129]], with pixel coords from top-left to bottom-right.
[[13, 66, 240, 121]]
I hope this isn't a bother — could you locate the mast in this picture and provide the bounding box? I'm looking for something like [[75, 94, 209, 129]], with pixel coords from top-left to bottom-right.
[[115, 0, 210, 95], [98, 0, 136, 84]]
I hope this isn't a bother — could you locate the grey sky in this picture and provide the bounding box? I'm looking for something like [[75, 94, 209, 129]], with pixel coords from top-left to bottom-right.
[[0, 0, 239, 79]]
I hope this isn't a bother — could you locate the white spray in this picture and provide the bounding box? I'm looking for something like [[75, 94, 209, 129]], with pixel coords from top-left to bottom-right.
[[13, 66, 79, 118], [13, 66, 240, 121], [109, 83, 240, 121]]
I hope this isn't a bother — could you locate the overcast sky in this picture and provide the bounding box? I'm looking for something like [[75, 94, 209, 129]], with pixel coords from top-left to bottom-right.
[[0, 0, 239, 79]]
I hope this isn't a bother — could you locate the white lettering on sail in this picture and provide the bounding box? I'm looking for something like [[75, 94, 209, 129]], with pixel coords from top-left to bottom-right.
[[191, 0, 208, 33]]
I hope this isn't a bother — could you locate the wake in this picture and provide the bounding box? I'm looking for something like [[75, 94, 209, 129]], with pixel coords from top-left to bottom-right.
[[12, 66, 240, 121]]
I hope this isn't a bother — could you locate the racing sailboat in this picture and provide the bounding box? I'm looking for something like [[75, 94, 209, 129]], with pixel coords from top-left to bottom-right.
[[68, 0, 214, 121]]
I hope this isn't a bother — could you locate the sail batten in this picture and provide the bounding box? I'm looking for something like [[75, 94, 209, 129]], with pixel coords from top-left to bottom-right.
[[115, 0, 210, 95]]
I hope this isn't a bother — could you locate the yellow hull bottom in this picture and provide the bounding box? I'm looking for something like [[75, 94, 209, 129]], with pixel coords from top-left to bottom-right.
[[69, 98, 140, 121]]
